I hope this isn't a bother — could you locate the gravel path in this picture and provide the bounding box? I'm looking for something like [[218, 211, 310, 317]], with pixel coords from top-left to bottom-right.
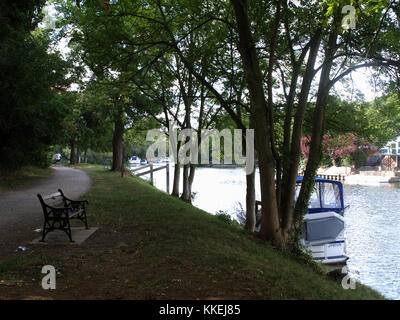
[[0, 166, 92, 257]]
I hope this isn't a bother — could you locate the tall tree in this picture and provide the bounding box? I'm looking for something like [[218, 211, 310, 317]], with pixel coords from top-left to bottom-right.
[[0, 0, 70, 170]]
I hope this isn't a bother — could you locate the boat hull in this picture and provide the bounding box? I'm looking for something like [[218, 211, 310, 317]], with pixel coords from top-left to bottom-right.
[[300, 211, 348, 265]]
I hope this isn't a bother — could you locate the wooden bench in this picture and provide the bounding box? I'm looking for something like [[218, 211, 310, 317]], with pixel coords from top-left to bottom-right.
[[37, 189, 89, 242]]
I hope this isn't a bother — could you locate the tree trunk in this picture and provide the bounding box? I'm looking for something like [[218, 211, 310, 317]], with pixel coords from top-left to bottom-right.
[[83, 149, 88, 163], [77, 146, 81, 164], [280, 31, 322, 233], [188, 163, 196, 197], [231, 0, 283, 246], [242, 118, 256, 232], [171, 163, 181, 197], [245, 165, 256, 232], [180, 163, 196, 203], [111, 116, 124, 172], [293, 31, 338, 239], [171, 141, 182, 197], [177, 52, 194, 203], [70, 140, 76, 165], [180, 164, 191, 203]]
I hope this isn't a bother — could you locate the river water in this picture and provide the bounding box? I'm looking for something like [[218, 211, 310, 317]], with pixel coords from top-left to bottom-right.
[[135, 165, 400, 300]]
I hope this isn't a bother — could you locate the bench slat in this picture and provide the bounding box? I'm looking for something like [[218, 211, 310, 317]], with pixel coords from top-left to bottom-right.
[[43, 192, 62, 200], [69, 211, 80, 218]]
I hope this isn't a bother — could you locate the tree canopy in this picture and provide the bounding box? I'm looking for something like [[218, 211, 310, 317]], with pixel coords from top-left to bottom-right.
[[0, 0, 70, 169]]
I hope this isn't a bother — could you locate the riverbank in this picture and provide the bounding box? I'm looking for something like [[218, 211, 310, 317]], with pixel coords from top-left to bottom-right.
[[0, 166, 55, 193], [345, 174, 400, 185], [317, 166, 400, 185], [0, 165, 383, 299]]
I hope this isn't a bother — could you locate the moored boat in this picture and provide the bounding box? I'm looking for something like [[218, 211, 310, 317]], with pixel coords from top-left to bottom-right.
[[128, 156, 141, 165], [255, 176, 348, 266], [297, 176, 348, 266]]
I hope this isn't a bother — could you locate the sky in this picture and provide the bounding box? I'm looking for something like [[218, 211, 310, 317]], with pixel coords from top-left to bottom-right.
[[334, 69, 382, 102]]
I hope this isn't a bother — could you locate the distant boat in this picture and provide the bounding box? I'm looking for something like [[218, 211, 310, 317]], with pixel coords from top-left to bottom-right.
[[155, 157, 170, 164], [128, 156, 141, 165]]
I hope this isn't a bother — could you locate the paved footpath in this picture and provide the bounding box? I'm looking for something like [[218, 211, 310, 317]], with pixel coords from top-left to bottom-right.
[[0, 166, 92, 257]]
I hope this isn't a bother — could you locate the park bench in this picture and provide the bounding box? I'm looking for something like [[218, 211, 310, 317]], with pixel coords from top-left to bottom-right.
[[37, 189, 89, 242]]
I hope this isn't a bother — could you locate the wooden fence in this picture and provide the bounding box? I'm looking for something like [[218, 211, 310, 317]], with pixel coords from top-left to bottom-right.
[[131, 163, 170, 193]]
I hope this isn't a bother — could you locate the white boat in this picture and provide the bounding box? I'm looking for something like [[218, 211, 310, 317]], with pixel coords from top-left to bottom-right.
[[254, 176, 348, 266], [128, 156, 141, 165], [297, 176, 348, 266]]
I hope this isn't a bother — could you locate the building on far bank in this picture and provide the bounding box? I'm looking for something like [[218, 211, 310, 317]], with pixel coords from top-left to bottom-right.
[[378, 135, 400, 170]]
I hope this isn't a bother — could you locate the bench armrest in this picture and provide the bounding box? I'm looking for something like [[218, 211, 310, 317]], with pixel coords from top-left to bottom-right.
[[57, 189, 88, 205]]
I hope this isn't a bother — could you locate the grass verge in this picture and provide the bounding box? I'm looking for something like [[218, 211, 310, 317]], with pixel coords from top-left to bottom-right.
[[0, 166, 54, 193], [0, 164, 384, 299]]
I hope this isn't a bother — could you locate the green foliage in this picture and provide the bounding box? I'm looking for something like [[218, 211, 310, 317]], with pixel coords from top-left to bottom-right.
[[363, 94, 400, 146], [349, 149, 368, 168], [0, 1, 70, 170], [0, 166, 54, 192], [61, 88, 114, 154], [215, 210, 240, 228], [304, 95, 400, 158], [85, 150, 113, 165], [215, 211, 233, 223], [124, 117, 162, 159]]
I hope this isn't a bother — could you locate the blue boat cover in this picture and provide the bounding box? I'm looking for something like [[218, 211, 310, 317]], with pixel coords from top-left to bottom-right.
[[296, 176, 344, 213]]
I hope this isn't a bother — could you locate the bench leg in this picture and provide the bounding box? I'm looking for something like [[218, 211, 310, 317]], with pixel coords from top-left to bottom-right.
[[64, 219, 74, 242], [82, 211, 89, 230], [40, 221, 50, 242], [75, 209, 89, 230], [66, 229, 74, 242], [40, 229, 47, 242]]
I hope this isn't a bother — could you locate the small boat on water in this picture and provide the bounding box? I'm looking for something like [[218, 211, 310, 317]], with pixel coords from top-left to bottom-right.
[[297, 176, 348, 266], [255, 176, 348, 266], [128, 156, 141, 165]]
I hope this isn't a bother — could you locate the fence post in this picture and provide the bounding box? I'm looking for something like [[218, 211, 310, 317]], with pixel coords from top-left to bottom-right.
[[166, 163, 170, 194], [150, 163, 154, 183]]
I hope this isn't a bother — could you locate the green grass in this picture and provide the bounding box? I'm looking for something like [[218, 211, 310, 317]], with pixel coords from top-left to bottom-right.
[[0, 164, 384, 299], [0, 166, 54, 192], [75, 164, 383, 299]]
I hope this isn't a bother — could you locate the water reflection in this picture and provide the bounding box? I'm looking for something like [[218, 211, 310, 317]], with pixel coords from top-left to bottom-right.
[[135, 164, 400, 300]]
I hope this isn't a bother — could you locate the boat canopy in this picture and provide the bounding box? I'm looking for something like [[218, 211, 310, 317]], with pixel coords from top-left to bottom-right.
[[295, 176, 344, 214]]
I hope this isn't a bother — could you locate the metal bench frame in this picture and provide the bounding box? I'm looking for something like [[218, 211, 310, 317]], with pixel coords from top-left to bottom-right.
[[37, 189, 89, 242]]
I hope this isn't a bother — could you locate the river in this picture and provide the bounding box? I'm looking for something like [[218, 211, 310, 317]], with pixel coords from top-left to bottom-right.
[[134, 164, 400, 300]]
